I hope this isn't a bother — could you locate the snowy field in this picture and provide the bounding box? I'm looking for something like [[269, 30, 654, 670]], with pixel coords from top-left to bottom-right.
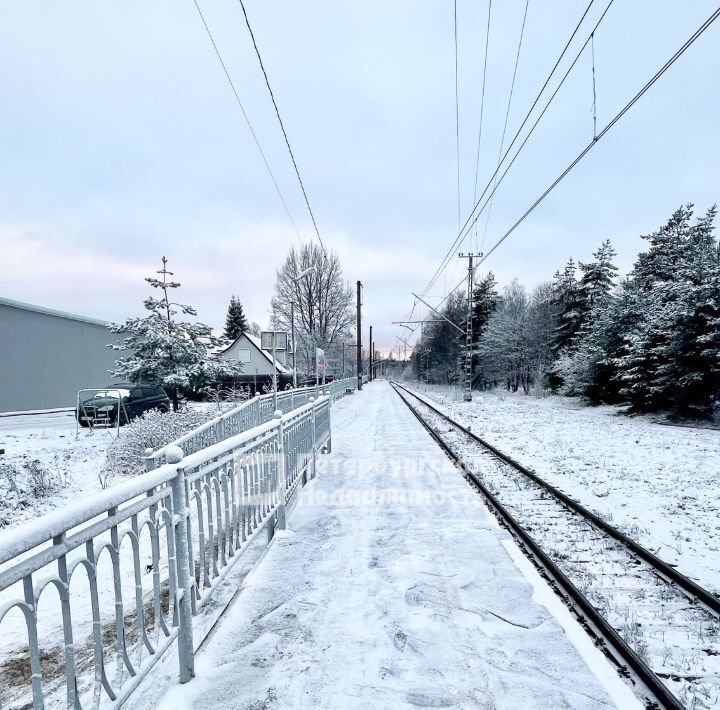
[[0, 403, 230, 530], [410, 383, 720, 595], [0, 411, 111, 527], [156, 383, 639, 710]]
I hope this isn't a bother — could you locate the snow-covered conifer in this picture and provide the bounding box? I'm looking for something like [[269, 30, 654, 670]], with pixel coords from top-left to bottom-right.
[[224, 295, 249, 340], [108, 257, 242, 409]]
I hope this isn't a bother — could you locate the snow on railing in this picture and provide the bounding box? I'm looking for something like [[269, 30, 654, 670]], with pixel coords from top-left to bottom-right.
[[145, 377, 355, 468], [0, 395, 332, 710]]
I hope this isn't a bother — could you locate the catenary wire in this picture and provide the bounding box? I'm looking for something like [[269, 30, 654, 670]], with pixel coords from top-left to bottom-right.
[[471, 0, 492, 251], [191, 0, 304, 243], [237, 0, 326, 251], [422, 0, 602, 297], [424, 0, 601, 294], [464, 3, 613, 258], [480, 0, 530, 251], [591, 31, 598, 138], [404, 0, 598, 348], [454, 0, 461, 231], [434, 4, 720, 311]]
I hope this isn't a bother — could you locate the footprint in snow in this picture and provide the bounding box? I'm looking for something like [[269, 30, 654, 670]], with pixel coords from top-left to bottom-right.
[[393, 630, 407, 651], [405, 689, 453, 707]]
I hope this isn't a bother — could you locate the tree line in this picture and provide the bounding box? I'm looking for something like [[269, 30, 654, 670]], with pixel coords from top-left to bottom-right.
[[108, 242, 358, 405], [411, 204, 720, 419]]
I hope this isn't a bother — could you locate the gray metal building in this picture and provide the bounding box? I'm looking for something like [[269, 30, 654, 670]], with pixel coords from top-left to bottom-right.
[[0, 297, 120, 412]]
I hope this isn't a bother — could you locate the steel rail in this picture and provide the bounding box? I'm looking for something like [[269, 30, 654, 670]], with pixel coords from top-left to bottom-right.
[[394, 382, 720, 615], [391, 381, 692, 710]]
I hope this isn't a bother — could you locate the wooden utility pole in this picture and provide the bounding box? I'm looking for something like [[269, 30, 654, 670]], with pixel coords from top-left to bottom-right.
[[458, 252, 482, 402], [356, 281, 363, 390]]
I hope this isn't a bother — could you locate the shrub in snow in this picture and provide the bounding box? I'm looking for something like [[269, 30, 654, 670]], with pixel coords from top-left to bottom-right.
[[0, 460, 61, 527], [103, 407, 215, 479], [201, 383, 252, 408]]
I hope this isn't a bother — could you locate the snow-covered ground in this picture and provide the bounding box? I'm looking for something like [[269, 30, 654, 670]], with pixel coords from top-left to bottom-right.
[[0, 404, 232, 708], [156, 382, 639, 710], [0, 411, 111, 527], [411, 383, 720, 595], [0, 403, 231, 530]]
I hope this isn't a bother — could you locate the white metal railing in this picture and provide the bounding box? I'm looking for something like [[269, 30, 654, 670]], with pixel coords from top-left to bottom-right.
[[145, 377, 355, 468], [0, 395, 332, 710]]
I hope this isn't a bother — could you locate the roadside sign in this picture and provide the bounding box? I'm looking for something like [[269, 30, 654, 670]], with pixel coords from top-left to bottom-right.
[[260, 331, 288, 351], [316, 348, 326, 373]]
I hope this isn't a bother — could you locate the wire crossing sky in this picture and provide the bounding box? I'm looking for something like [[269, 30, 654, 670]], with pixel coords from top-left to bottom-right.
[[0, 1, 718, 354], [422, 0, 611, 300], [190, 0, 304, 244], [237, 0, 326, 252], [421, 3, 720, 322]]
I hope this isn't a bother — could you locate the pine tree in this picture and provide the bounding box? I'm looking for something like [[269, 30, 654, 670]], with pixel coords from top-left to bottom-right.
[[578, 240, 618, 309], [414, 292, 466, 385], [224, 295, 249, 340], [471, 272, 499, 387], [553, 240, 620, 399], [670, 205, 720, 415], [555, 286, 624, 401], [472, 272, 499, 338], [552, 258, 584, 351], [109, 257, 241, 410], [614, 205, 720, 415], [613, 209, 692, 412]]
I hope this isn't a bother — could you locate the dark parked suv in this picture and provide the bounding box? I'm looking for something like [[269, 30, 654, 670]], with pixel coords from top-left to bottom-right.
[[77, 383, 170, 427]]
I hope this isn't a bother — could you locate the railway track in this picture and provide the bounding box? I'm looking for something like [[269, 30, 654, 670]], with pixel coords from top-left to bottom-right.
[[391, 382, 720, 710]]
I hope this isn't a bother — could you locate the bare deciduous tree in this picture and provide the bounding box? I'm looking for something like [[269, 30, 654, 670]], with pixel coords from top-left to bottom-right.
[[478, 280, 556, 395], [270, 243, 354, 375]]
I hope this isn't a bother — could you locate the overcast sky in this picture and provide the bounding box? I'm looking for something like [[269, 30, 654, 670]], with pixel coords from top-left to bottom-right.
[[1, 1, 719, 354]]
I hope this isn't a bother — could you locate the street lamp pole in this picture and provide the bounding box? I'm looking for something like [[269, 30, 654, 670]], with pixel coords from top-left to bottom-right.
[[291, 301, 297, 389]]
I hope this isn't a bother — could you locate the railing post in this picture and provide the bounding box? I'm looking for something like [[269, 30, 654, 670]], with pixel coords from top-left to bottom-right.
[[54, 532, 78, 709], [166, 446, 195, 683], [273, 410, 287, 536], [143, 447, 155, 471], [309, 396, 317, 480], [254, 392, 261, 426], [324, 394, 332, 454], [22, 576, 43, 708]]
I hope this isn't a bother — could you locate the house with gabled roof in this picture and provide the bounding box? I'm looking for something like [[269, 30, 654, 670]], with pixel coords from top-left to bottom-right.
[[216, 332, 295, 392]]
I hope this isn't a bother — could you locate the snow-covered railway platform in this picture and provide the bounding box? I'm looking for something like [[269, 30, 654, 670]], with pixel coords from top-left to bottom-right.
[[155, 381, 638, 710]]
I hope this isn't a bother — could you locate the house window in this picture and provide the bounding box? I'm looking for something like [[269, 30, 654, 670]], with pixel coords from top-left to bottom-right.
[[237, 348, 251, 364]]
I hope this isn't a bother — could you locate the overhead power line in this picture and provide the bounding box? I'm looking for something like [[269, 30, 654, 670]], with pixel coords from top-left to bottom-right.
[[191, 0, 303, 243], [471, 0, 492, 249], [461, 3, 614, 252], [422, 0, 602, 297], [454, 0, 461, 231], [591, 31, 598, 139], [436, 4, 720, 310], [237, 0, 326, 252], [480, 0, 530, 250]]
